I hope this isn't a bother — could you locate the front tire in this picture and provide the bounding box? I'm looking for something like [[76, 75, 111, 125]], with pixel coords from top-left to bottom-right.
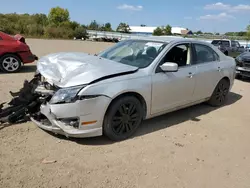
[[208, 79, 230, 107], [0, 54, 22, 73], [103, 96, 143, 141]]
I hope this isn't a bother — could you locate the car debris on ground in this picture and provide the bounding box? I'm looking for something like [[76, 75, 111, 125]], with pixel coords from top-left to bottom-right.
[[0, 73, 49, 124]]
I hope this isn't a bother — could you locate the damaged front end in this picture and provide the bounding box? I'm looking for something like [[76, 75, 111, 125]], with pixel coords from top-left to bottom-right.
[[0, 73, 57, 124], [1, 52, 136, 137]]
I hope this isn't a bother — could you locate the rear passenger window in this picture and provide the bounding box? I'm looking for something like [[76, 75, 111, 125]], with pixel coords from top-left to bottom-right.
[[231, 41, 236, 47], [221, 41, 230, 47], [194, 44, 219, 64]]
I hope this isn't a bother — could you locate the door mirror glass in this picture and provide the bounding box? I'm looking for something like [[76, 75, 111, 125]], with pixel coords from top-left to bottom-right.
[[160, 62, 178, 72]]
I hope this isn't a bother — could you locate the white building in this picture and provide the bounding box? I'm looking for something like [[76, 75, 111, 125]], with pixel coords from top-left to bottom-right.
[[129, 26, 157, 35], [171, 27, 192, 35], [129, 26, 192, 35]]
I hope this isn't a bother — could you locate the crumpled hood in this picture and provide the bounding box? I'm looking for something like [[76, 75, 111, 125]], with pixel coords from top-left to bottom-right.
[[37, 52, 138, 87]]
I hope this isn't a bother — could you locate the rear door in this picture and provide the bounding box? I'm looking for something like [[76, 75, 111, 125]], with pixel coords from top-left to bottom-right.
[[191, 43, 223, 100]]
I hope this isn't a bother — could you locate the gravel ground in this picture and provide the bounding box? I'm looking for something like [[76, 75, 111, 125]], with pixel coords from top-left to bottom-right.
[[0, 39, 250, 188]]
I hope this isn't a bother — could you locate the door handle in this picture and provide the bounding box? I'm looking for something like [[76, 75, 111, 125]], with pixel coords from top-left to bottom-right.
[[217, 67, 221, 72]]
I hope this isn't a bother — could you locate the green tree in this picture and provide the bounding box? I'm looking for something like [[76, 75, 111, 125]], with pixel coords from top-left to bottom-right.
[[81, 24, 87, 29], [196, 30, 203, 35], [74, 26, 88, 39], [165, 24, 172, 35], [238, 31, 246, 36], [44, 26, 73, 39], [104, 22, 112, 31], [33, 14, 48, 26], [88, 20, 100, 30], [99, 23, 112, 31], [225, 32, 235, 36], [153, 27, 164, 36], [48, 6, 70, 26], [246, 25, 250, 41], [116, 23, 130, 33], [0, 11, 84, 39], [69, 21, 80, 30]]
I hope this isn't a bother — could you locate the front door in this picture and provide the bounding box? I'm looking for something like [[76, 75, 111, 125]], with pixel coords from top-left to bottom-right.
[[151, 43, 196, 115], [231, 41, 244, 58]]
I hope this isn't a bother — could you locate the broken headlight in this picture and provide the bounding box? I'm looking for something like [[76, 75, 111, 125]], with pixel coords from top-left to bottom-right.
[[50, 86, 84, 104]]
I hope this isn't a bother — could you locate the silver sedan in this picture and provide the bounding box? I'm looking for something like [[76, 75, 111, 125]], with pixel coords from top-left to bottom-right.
[[31, 38, 236, 141]]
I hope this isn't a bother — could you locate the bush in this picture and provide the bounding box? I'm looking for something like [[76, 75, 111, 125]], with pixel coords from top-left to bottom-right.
[[45, 26, 74, 39], [73, 27, 88, 39], [153, 27, 164, 36], [27, 24, 44, 36]]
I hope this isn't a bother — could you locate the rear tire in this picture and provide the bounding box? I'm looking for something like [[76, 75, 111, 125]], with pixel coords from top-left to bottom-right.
[[103, 96, 143, 141], [0, 54, 22, 73], [208, 79, 230, 107]]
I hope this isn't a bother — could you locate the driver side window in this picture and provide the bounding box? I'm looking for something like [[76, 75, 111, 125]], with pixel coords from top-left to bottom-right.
[[156, 43, 191, 73]]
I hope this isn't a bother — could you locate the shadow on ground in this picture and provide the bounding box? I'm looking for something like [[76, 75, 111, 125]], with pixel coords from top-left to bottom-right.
[[0, 65, 37, 74], [135, 92, 242, 138], [1, 92, 242, 145], [54, 92, 242, 146]]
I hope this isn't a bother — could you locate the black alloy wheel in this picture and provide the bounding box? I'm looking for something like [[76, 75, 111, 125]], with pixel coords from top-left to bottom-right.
[[104, 96, 143, 141], [208, 79, 230, 107]]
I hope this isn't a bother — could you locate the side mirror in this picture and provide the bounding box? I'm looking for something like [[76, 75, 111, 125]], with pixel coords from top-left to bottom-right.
[[240, 46, 244, 48], [160, 62, 178, 72]]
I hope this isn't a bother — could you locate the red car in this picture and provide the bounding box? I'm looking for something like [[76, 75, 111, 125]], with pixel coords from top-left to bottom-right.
[[0, 31, 38, 73]]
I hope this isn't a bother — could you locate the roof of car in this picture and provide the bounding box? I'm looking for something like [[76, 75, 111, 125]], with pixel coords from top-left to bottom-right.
[[212, 39, 231, 41], [128, 36, 211, 45]]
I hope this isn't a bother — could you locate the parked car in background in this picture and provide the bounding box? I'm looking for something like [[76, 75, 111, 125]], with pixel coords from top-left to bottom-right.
[[211, 39, 245, 58], [235, 52, 250, 79], [31, 38, 236, 141], [73, 35, 89, 41], [0, 31, 37, 73], [246, 44, 250, 52]]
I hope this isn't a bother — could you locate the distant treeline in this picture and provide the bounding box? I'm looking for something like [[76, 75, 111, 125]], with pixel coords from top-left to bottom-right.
[[0, 7, 114, 39]]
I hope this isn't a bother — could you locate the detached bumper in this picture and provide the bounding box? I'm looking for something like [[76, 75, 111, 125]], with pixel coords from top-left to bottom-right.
[[31, 96, 111, 138], [236, 66, 250, 78]]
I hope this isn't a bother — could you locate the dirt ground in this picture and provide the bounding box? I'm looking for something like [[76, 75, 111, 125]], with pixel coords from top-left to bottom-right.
[[1, 39, 250, 188]]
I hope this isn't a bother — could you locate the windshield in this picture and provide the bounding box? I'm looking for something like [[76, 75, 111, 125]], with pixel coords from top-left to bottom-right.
[[99, 40, 167, 68]]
